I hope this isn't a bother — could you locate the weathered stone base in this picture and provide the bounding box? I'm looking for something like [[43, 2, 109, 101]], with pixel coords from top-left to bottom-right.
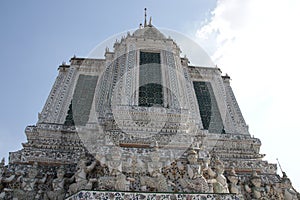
[[66, 191, 244, 200]]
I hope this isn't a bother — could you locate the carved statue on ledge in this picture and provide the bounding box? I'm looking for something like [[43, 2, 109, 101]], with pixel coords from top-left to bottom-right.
[[0, 158, 15, 199], [178, 148, 209, 193], [44, 166, 68, 200], [97, 147, 131, 191], [206, 157, 229, 193], [227, 167, 241, 194], [140, 147, 169, 192], [245, 171, 267, 199], [13, 162, 47, 200], [281, 172, 299, 200], [68, 157, 97, 195]]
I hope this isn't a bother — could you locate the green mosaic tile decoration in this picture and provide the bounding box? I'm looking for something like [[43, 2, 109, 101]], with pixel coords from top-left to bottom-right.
[[139, 51, 163, 107], [64, 101, 75, 126], [69, 75, 98, 126], [193, 81, 224, 133]]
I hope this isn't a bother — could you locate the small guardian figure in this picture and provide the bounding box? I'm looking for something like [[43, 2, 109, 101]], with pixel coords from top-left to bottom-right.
[[44, 166, 68, 200], [68, 157, 97, 195], [13, 162, 47, 200], [140, 146, 169, 192], [0, 159, 15, 199], [98, 147, 131, 191], [281, 172, 299, 200], [206, 157, 229, 193], [178, 148, 209, 193], [226, 167, 241, 194], [245, 171, 267, 199]]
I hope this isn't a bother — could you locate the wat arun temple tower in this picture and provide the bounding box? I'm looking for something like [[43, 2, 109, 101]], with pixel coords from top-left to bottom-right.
[[1, 13, 299, 200]]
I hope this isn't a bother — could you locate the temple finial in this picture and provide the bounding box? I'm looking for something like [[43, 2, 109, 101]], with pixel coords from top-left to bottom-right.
[[149, 16, 152, 26], [144, 8, 147, 27]]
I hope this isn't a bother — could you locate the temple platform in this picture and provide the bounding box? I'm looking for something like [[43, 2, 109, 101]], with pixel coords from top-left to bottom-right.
[[66, 190, 244, 200]]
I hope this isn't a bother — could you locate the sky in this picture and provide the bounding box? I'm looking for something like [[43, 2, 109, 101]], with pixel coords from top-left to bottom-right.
[[0, 0, 299, 191]]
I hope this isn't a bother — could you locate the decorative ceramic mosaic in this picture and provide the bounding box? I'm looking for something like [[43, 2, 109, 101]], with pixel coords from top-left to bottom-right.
[[66, 191, 243, 200]]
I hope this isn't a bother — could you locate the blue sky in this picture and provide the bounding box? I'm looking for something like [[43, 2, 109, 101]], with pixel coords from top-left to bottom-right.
[[1, 0, 300, 191]]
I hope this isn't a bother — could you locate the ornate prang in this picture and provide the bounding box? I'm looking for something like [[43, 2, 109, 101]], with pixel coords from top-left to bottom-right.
[[4, 16, 299, 200]]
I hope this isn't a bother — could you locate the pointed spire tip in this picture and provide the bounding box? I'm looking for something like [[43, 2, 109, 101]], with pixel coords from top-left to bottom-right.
[[144, 8, 147, 27]]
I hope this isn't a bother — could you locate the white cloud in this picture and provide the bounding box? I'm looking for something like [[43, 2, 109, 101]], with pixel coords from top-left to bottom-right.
[[195, 0, 300, 190]]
